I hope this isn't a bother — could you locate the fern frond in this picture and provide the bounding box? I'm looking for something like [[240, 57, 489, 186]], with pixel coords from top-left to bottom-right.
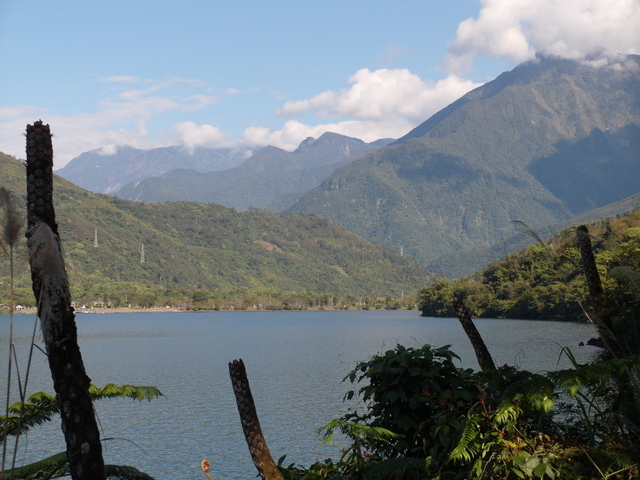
[[493, 402, 522, 425], [521, 376, 556, 413], [0, 454, 157, 480], [0, 385, 162, 441], [89, 384, 163, 402], [495, 373, 555, 416], [321, 419, 400, 444], [550, 355, 640, 396], [0, 392, 58, 440], [0, 451, 68, 479], [449, 417, 480, 463]]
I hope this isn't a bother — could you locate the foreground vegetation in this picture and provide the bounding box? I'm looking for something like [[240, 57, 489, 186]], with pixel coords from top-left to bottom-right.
[[419, 212, 640, 321], [0, 384, 162, 479], [282, 343, 639, 479], [277, 223, 640, 480]]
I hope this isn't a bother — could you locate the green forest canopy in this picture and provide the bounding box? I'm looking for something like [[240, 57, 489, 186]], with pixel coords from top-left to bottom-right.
[[419, 211, 640, 321]]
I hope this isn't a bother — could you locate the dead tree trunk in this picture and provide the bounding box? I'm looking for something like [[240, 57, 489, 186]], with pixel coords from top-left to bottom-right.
[[25, 121, 106, 480], [453, 298, 496, 371], [576, 225, 623, 358], [229, 359, 284, 480]]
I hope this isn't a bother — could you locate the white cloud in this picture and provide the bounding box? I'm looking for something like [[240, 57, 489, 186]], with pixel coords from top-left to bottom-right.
[[0, 78, 224, 168], [0, 111, 169, 169], [104, 79, 218, 115], [248, 68, 480, 150], [174, 121, 235, 151], [243, 120, 321, 150], [278, 68, 480, 127], [242, 117, 417, 151], [445, 0, 640, 73], [0, 67, 482, 167], [100, 75, 140, 83], [378, 43, 411, 67], [0, 105, 42, 120], [184, 94, 219, 110]]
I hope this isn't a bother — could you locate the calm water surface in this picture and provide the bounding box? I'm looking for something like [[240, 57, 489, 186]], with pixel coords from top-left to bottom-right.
[[0, 310, 598, 479]]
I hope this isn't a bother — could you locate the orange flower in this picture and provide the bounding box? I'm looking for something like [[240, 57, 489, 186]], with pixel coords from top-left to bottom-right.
[[201, 460, 210, 473]]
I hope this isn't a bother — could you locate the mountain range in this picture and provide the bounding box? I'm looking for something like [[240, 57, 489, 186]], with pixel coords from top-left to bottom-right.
[[60, 133, 391, 211], [57, 145, 251, 194], [56, 54, 640, 277], [0, 152, 430, 304]]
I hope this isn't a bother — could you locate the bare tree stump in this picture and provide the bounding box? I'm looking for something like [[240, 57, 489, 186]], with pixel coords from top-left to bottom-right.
[[453, 298, 496, 371], [25, 121, 106, 480], [229, 359, 284, 480]]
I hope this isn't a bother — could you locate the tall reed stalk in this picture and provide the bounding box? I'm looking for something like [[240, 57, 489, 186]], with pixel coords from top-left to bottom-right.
[[0, 187, 23, 476]]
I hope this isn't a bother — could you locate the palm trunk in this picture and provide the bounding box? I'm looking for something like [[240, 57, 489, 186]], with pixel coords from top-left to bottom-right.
[[453, 298, 496, 371], [229, 359, 284, 480], [25, 121, 106, 480]]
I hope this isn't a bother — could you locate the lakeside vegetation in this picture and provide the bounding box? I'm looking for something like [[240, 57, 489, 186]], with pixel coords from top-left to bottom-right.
[[418, 211, 640, 321]]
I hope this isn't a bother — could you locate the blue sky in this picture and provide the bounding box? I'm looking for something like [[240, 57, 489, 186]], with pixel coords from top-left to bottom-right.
[[1, 0, 638, 168]]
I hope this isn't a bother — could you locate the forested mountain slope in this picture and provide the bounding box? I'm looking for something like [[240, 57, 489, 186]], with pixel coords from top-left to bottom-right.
[[427, 192, 640, 278], [290, 55, 640, 276], [0, 153, 430, 307]]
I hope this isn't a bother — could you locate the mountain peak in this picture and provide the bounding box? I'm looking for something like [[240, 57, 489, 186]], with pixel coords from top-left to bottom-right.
[[395, 54, 640, 144], [296, 137, 317, 151], [294, 132, 363, 153]]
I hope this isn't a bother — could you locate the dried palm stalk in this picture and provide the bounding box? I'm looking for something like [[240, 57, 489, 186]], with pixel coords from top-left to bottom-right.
[[25, 121, 106, 480], [453, 298, 496, 371], [229, 359, 284, 480]]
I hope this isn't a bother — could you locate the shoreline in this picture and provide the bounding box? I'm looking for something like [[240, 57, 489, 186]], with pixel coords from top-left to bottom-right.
[[77, 306, 390, 314], [1, 306, 392, 315], [2, 305, 418, 315], [0, 307, 185, 315]]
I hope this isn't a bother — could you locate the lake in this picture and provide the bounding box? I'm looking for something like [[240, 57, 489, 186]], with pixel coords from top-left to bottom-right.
[[0, 310, 599, 479]]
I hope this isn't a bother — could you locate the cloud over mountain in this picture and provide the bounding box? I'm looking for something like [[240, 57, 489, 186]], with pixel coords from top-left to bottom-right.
[[174, 121, 236, 151], [243, 69, 481, 149], [277, 68, 479, 123], [445, 0, 640, 73]]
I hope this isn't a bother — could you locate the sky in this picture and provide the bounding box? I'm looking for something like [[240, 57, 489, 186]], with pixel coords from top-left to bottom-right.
[[1, 0, 639, 169]]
